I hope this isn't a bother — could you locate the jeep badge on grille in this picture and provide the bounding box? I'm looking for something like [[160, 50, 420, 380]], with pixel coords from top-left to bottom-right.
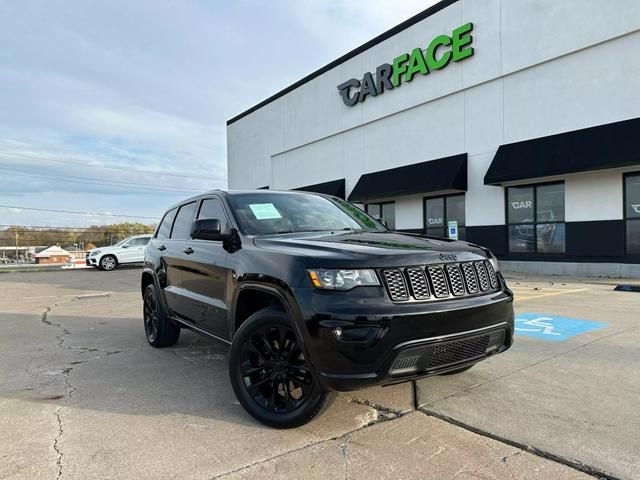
[[439, 253, 457, 262]]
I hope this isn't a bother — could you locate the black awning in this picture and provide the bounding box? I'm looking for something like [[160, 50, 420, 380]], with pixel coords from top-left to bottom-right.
[[485, 117, 640, 185], [347, 154, 467, 203], [293, 178, 345, 198]]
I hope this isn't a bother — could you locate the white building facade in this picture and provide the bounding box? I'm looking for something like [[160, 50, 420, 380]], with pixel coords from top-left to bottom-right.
[[227, 0, 640, 276]]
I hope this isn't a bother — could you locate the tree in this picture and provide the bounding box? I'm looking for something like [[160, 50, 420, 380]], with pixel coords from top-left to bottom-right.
[[0, 223, 157, 248]]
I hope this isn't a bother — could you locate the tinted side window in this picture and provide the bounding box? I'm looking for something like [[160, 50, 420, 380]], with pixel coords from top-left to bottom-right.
[[156, 208, 177, 240], [197, 198, 229, 233], [128, 237, 150, 246], [171, 202, 197, 240]]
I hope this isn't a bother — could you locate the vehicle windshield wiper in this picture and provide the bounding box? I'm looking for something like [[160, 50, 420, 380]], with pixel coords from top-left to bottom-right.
[[269, 228, 361, 235]]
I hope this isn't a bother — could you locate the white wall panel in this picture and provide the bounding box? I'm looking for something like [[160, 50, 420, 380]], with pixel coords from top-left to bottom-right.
[[565, 171, 623, 222], [503, 30, 640, 143], [463, 79, 503, 155], [461, 0, 502, 87], [466, 152, 504, 226], [501, 0, 640, 74]]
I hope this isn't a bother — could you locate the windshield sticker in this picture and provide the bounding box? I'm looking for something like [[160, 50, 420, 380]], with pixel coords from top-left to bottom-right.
[[249, 203, 282, 220]]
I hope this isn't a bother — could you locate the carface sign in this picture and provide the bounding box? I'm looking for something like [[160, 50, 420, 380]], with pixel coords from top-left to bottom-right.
[[337, 22, 474, 106]]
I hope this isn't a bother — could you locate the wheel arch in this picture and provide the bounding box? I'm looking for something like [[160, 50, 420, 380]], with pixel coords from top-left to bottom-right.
[[230, 282, 306, 346], [141, 268, 173, 319], [141, 269, 156, 296]]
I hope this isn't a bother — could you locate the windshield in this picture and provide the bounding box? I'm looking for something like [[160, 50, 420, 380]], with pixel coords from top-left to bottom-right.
[[227, 192, 387, 236], [113, 237, 133, 247]]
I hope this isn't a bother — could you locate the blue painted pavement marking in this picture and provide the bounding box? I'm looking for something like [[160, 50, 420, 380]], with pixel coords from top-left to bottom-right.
[[515, 313, 607, 341]]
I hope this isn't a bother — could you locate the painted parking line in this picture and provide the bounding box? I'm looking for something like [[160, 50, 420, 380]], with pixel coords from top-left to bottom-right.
[[513, 287, 589, 301], [515, 313, 607, 341]]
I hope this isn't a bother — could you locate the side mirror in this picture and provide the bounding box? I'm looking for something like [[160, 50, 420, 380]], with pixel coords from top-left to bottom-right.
[[121, 244, 129, 248], [190, 218, 226, 241]]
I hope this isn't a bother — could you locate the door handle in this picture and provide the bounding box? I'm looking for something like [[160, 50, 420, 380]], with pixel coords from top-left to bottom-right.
[[183, 247, 194, 254], [157, 244, 167, 251]]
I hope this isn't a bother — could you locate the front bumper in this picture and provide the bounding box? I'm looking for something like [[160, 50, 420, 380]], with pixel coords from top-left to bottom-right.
[[86, 254, 99, 266], [291, 280, 514, 392]]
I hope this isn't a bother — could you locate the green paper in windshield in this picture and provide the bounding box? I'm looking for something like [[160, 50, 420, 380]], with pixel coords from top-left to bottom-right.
[[249, 203, 282, 220]]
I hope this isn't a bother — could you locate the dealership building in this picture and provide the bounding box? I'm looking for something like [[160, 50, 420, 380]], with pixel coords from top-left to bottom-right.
[[227, 0, 640, 277]]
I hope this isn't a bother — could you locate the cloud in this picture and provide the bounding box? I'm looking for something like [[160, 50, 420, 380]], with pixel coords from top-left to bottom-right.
[[0, 0, 438, 227]]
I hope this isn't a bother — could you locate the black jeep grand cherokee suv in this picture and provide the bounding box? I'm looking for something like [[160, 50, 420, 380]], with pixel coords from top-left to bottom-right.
[[141, 190, 514, 428]]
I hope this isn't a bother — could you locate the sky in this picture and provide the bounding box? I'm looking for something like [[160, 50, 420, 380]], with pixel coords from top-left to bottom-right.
[[0, 0, 436, 228]]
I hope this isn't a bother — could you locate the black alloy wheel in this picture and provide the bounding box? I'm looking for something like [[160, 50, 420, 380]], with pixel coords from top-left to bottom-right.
[[240, 324, 312, 413], [229, 307, 334, 428], [142, 284, 180, 347], [143, 287, 159, 343]]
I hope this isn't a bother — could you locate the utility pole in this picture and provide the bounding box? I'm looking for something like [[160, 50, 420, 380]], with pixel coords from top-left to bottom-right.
[[15, 232, 18, 262]]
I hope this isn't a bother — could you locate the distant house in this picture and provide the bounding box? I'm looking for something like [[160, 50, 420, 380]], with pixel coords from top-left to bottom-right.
[[33, 246, 71, 265]]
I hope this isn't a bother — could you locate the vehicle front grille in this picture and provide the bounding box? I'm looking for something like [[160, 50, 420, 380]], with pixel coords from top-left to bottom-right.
[[382, 260, 499, 302], [425, 335, 490, 369], [389, 328, 506, 376], [461, 263, 479, 294], [382, 269, 409, 301], [406, 267, 430, 299], [445, 264, 465, 296], [475, 262, 490, 292]]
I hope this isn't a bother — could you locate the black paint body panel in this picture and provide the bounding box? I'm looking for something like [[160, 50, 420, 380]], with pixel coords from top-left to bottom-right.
[[143, 191, 514, 392]]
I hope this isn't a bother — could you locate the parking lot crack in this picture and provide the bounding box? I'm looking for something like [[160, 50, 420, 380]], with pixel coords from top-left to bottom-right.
[[418, 326, 640, 410], [41, 304, 71, 349], [210, 411, 410, 479], [339, 437, 351, 480], [500, 450, 522, 479], [40, 301, 80, 479], [419, 409, 621, 479], [347, 398, 406, 425], [53, 406, 64, 480]]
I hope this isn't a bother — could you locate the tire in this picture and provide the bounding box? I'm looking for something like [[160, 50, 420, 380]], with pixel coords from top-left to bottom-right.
[[143, 284, 180, 347], [100, 255, 117, 271], [229, 307, 334, 428], [439, 364, 474, 375]]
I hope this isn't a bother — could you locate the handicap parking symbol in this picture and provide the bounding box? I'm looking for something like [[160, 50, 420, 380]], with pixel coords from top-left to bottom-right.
[[515, 313, 607, 342]]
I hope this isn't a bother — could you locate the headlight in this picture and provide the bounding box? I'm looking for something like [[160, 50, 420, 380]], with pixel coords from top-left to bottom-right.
[[90, 250, 101, 257], [307, 269, 380, 290]]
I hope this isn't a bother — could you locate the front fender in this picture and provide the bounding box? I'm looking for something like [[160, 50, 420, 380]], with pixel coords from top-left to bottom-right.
[[229, 279, 314, 369], [140, 267, 172, 319]]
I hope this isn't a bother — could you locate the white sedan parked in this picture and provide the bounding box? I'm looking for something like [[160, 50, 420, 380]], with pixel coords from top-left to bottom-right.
[[86, 234, 152, 271]]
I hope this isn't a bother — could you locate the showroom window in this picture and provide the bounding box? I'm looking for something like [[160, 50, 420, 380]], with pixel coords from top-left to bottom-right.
[[625, 173, 640, 254], [507, 182, 565, 253], [365, 202, 395, 229], [424, 194, 465, 239]]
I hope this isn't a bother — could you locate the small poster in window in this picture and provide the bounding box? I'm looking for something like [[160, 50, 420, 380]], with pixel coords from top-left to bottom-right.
[[249, 203, 282, 220], [447, 220, 458, 240]]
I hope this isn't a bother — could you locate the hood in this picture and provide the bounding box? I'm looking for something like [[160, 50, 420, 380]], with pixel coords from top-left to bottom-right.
[[89, 245, 117, 254], [253, 231, 487, 267]]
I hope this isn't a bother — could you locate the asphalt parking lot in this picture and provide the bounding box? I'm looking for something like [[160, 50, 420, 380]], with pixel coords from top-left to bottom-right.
[[1, 268, 638, 480]]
